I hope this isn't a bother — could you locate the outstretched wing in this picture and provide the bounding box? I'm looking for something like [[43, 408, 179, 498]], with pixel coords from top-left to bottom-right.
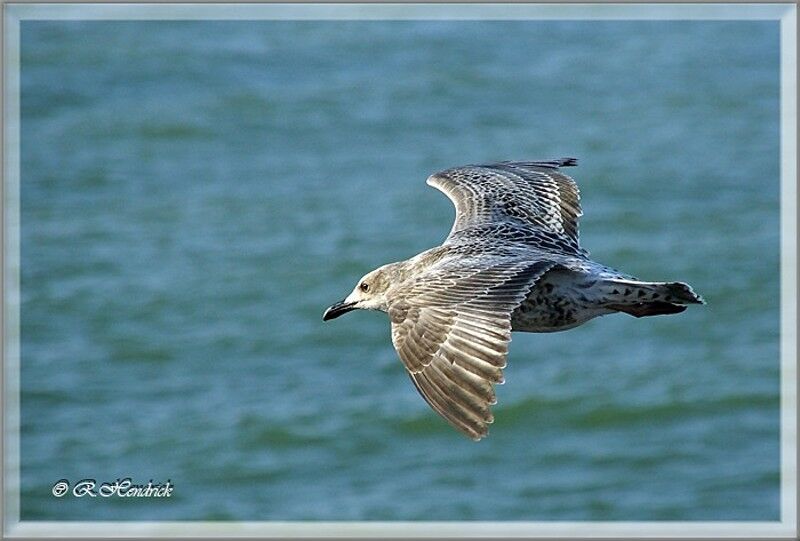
[[388, 258, 555, 440], [427, 158, 585, 255]]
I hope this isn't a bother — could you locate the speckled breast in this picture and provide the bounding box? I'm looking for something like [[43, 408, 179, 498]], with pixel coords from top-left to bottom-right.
[[510, 269, 612, 333]]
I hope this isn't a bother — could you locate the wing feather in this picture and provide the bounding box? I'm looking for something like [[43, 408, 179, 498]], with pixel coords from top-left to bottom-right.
[[389, 259, 556, 439], [427, 159, 586, 256]]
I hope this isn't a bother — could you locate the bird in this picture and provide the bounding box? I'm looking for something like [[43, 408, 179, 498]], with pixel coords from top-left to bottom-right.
[[323, 158, 703, 441]]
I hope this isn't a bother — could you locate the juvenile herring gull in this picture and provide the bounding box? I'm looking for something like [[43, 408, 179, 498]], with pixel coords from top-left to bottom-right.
[[323, 158, 703, 440]]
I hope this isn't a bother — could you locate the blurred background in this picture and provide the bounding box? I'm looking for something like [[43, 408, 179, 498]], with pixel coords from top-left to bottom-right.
[[20, 20, 780, 520]]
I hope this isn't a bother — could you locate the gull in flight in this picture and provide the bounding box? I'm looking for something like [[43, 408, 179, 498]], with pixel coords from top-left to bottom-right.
[[323, 158, 703, 440]]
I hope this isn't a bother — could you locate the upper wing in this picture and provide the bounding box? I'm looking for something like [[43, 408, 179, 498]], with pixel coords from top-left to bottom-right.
[[427, 158, 585, 255], [388, 258, 555, 440]]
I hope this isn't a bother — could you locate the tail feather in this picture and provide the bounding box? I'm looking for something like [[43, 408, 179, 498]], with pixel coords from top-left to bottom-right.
[[601, 279, 704, 318], [660, 282, 705, 304], [606, 301, 687, 318]]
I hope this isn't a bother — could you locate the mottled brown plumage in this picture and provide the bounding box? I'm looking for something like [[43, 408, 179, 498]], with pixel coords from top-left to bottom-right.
[[324, 158, 703, 440]]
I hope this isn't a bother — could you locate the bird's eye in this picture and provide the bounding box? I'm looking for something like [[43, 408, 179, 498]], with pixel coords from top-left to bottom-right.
[[360, 282, 370, 293]]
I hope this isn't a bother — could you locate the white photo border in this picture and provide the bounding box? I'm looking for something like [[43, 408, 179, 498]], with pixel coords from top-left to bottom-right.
[[2, 2, 796, 538]]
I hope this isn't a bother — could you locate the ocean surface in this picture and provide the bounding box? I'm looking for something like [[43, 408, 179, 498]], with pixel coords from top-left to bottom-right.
[[19, 20, 781, 521]]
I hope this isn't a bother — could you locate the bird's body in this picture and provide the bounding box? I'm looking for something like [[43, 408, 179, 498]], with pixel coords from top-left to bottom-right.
[[324, 158, 703, 440]]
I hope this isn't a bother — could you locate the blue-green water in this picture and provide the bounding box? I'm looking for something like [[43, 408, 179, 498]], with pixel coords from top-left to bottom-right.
[[20, 20, 780, 520]]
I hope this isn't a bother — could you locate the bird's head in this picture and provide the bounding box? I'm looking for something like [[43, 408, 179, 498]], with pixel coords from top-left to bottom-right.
[[322, 263, 398, 321]]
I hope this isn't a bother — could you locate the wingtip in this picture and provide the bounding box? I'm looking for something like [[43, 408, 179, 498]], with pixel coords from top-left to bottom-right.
[[468, 424, 490, 441], [559, 157, 578, 167], [471, 431, 487, 442], [501, 157, 578, 170]]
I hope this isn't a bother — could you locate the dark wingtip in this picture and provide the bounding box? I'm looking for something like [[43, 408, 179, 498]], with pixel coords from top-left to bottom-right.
[[558, 157, 578, 167], [499, 157, 578, 170]]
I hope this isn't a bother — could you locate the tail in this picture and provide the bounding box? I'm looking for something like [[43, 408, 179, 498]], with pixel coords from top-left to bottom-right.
[[601, 280, 704, 318]]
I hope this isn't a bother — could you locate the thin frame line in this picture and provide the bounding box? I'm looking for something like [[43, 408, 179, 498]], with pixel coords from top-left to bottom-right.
[[2, 2, 796, 538]]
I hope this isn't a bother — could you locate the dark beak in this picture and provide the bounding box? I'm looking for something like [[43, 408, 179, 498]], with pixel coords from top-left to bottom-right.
[[322, 300, 357, 321]]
